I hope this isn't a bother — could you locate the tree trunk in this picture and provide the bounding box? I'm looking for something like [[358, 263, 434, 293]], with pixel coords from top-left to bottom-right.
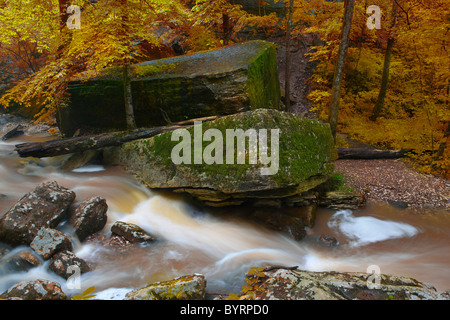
[[328, 0, 356, 141], [435, 121, 450, 160], [337, 147, 412, 159], [371, 37, 395, 120], [123, 64, 136, 129], [58, 0, 70, 30], [120, 0, 136, 129], [56, 0, 72, 55], [14, 127, 179, 158], [284, 0, 294, 111], [223, 14, 230, 46], [14, 115, 223, 158]]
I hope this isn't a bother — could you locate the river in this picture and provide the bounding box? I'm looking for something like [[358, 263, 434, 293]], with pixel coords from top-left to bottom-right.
[[0, 132, 449, 299]]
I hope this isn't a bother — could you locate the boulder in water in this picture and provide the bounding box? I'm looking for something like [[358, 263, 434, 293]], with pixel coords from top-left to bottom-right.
[[106, 109, 336, 207], [0, 181, 76, 246], [125, 274, 207, 300], [30, 228, 73, 260], [110, 221, 157, 243], [240, 268, 441, 300], [48, 250, 92, 280], [0, 279, 68, 300], [68, 196, 108, 242]]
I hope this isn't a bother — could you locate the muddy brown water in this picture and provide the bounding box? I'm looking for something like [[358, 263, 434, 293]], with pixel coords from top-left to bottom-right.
[[0, 134, 448, 299]]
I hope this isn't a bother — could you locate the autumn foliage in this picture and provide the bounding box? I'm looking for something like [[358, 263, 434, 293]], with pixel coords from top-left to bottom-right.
[[0, 0, 448, 176]]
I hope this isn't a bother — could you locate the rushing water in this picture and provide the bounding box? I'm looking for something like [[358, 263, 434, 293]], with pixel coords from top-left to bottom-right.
[[0, 133, 449, 299]]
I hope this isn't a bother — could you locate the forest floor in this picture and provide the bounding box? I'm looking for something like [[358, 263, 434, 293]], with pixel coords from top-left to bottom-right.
[[271, 34, 450, 210]]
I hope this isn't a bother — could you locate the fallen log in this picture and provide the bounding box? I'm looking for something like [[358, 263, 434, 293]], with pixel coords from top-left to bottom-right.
[[14, 115, 223, 158], [14, 125, 184, 158], [337, 147, 412, 159], [2, 124, 24, 141]]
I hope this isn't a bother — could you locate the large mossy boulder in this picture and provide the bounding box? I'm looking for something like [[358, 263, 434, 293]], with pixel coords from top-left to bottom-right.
[[105, 109, 336, 207], [59, 40, 281, 137]]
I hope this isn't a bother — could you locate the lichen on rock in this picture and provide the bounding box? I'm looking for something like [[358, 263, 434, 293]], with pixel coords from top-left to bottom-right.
[[125, 274, 207, 300]]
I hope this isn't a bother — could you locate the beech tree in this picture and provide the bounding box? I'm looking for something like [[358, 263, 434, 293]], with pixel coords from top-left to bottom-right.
[[328, 0, 356, 140], [0, 0, 193, 126]]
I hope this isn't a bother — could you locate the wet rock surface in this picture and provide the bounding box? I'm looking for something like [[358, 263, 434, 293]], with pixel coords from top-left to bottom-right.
[[241, 268, 447, 300], [0, 279, 68, 300], [110, 221, 157, 243], [125, 274, 207, 300], [68, 196, 108, 242], [30, 228, 73, 260], [0, 181, 76, 246], [49, 250, 92, 280]]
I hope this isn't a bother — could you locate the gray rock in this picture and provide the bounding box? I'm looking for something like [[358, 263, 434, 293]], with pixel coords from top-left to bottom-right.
[[125, 274, 206, 300], [111, 221, 156, 243], [0, 181, 76, 246], [0, 279, 68, 300], [242, 268, 441, 300], [107, 109, 335, 207], [30, 228, 73, 259], [69, 196, 108, 241], [318, 191, 366, 209], [48, 250, 92, 280]]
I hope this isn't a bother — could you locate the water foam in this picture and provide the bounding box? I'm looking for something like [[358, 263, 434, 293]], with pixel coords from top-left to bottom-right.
[[328, 210, 420, 247]]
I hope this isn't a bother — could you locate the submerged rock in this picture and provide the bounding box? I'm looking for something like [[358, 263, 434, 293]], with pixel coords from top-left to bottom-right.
[[59, 40, 281, 136], [0, 279, 68, 300], [250, 208, 306, 241], [110, 221, 156, 243], [125, 274, 206, 300], [242, 268, 441, 300], [106, 109, 335, 207], [0, 181, 76, 246], [0, 249, 42, 273], [48, 250, 92, 280]]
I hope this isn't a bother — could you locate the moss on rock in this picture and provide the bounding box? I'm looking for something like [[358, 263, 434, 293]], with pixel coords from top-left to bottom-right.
[[124, 274, 206, 300], [59, 41, 280, 137], [109, 109, 336, 206]]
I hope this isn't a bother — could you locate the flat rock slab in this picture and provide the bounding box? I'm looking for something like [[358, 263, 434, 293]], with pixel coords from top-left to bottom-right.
[[243, 268, 444, 300], [59, 40, 281, 136]]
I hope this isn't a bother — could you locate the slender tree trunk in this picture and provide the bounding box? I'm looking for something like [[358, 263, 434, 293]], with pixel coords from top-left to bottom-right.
[[223, 14, 230, 45], [435, 121, 450, 160], [123, 64, 136, 129], [371, 0, 398, 121], [284, 0, 294, 111], [121, 0, 136, 129], [58, 0, 70, 30], [57, 0, 72, 55], [371, 37, 395, 120], [328, 0, 355, 141]]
